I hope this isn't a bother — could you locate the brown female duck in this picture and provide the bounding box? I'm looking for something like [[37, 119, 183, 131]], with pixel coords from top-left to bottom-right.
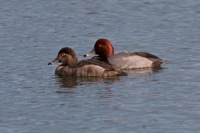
[[48, 47, 126, 77]]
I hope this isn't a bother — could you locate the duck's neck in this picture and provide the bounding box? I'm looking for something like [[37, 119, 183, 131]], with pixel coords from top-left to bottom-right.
[[63, 56, 78, 66]]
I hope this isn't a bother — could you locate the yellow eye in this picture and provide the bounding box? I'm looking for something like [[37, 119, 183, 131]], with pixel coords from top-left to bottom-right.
[[98, 44, 102, 47]]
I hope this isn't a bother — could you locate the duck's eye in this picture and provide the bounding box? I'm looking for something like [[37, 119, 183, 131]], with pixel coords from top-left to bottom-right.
[[62, 53, 66, 56]]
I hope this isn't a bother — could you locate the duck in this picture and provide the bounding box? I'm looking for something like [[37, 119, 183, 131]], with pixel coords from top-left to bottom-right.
[[48, 47, 127, 77], [84, 38, 164, 69]]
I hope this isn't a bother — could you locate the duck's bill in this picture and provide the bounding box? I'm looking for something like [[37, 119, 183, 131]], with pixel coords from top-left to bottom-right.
[[83, 49, 95, 57], [48, 58, 60, 65]]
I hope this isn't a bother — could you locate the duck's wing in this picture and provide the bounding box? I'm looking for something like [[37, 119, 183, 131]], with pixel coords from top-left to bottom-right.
[[70, 59, 127, 76], [132, 52, 164, 68], [69, 59, 109, 68], [133, 52, 163, 61]]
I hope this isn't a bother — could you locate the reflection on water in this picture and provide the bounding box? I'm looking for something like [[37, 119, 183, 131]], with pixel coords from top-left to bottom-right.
[[123, 67, 163, 75], [55, 76, 78, 88], [55, 75, 120, 88]]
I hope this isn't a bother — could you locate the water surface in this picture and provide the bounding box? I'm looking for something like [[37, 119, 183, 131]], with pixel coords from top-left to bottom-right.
[[0, 0, 200, 133]]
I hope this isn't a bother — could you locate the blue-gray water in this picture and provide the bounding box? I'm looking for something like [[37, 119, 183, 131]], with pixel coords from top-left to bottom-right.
[[0, 0, 200, 133]]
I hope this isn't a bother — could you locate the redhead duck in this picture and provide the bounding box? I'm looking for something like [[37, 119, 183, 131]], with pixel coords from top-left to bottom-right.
[[84, 38, 164, 69], [48, 47, 127, 77]]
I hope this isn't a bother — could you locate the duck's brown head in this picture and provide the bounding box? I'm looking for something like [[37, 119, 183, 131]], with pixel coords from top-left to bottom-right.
[[48, 47, 78, 66]]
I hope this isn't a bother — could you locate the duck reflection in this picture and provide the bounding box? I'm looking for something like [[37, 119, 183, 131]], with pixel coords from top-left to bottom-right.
[[123, 67, 163, 75], [55, 75, 121, 88], [55, 76, 78, 88]]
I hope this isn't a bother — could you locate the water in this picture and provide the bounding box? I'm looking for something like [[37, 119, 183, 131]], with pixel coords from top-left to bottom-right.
[[0, 0, 200, 132]]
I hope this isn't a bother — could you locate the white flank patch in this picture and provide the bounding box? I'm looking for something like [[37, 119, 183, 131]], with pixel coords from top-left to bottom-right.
[[108, 52, 152, 69]]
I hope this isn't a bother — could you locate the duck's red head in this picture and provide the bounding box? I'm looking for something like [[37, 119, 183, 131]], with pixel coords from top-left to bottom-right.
[[84, 38, 114, 59], [94, 38, 114, 58]]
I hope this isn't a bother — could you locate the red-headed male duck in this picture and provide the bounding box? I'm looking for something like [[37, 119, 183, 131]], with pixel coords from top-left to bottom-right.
[[48, 47, 127, 77], [84, 38, 164, 69]]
